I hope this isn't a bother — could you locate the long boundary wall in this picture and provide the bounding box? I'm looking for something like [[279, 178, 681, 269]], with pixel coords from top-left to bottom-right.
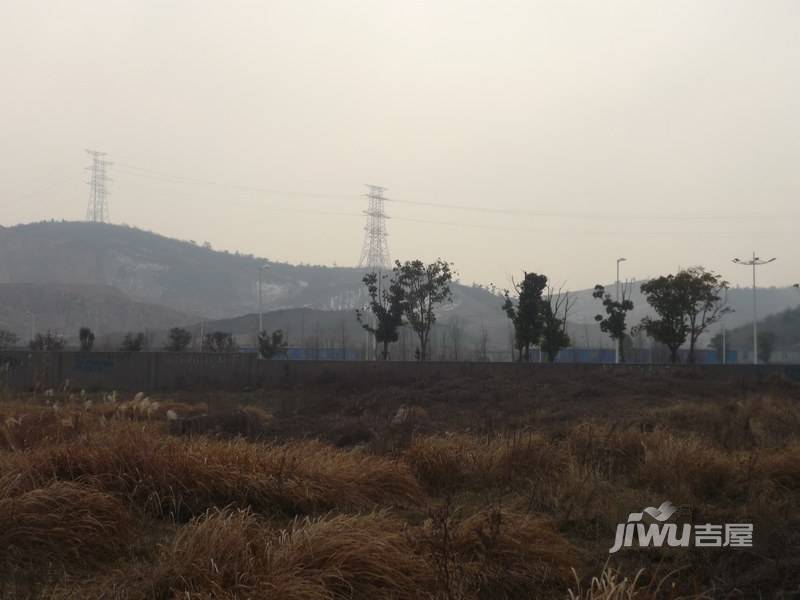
[[2, 351, 800, 392]]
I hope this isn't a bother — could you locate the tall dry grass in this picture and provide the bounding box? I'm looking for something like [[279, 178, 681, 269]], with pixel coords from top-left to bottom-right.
[[0, 481, 133, 572], [415, 505, 577, 599], [568, 565, 713, 600], [151, 508, 435, 600], [0, 405, 84, 451], [404, 432, 566, 493], [0, 389, 798, 599], [1, 422, 424, 520]]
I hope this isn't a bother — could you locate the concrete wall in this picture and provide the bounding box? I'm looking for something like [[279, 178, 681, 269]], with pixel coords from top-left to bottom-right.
[[1, 351, 799, 392]]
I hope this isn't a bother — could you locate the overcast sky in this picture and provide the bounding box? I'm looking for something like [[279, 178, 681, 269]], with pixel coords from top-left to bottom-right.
[[2, 0, 799, 290]]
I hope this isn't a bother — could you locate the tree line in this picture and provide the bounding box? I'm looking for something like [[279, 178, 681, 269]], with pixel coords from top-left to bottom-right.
[[0, 261, 732, 364], [357, 260, 731, 364]]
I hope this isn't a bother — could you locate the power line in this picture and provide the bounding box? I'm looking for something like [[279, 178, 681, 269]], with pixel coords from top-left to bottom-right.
[[114, 178, 789, 239], [115, 163, 352, 200], [114, 161, 799, 223], [15, 174, 82, 200]]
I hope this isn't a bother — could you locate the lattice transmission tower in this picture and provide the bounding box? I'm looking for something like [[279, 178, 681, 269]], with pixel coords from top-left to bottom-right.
[[358, 184, 391, 269], [85, 149, 112, 222]]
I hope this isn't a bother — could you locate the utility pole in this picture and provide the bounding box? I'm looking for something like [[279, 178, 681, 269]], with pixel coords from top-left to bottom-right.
[[26, 311, 36, 345], [615, 257, 626, 364], [732, 252, 776, 365], [721, 287, 729, 364], [358, 185, 391, 269], [257, 264, 270, 336], [85, 150, 112, 222]]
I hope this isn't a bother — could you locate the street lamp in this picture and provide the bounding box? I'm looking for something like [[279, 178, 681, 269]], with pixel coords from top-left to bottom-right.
[[25, 310, 36, 345], [732, 252, 776, 365], [721, 287, 729, 365], [615, 258, 627, 364], [258, 264, 271, 336]]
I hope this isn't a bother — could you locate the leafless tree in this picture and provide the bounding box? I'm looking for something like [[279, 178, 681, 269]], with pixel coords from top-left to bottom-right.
[[541, 284, 575, 362], [340, 319, 349, 360], [474, 322, 490, 361], [448, 317, 464, 361]]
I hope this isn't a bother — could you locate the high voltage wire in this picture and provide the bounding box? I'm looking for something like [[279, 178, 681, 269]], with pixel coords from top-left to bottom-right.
[[115, 163, 353, 200], [14, 174, 83, 200], [114, 161, 798, 223], [114, 177, 789, 239]]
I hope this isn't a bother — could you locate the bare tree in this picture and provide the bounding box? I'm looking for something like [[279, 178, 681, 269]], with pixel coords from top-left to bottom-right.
[[399, 326, 409, 361], [448, 317, 464, 361], [541, 285, 574, 362], [439, 325, 448, 360], [0, 330, 18, 349], [339, 319, 349, 360], [474, 322, 490, 361]]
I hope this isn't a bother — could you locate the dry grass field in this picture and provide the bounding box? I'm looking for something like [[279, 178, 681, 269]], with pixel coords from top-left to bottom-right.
[[0, 367, 798, 599]]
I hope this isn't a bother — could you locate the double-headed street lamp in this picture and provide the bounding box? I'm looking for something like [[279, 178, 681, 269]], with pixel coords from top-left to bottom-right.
[[732, 252, 776, 365]]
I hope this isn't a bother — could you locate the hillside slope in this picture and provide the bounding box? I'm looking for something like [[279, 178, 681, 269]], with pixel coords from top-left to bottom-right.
[[0, 221, 366, 318], [2, 221, 797, 353], [0, 283, 195, 342], [0, 221, 511, 349], [716, 304, 800, 352]]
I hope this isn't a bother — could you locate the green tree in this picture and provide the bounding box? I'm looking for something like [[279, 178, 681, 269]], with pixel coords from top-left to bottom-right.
[[30, 331, 66, 351], [165, 327, 193, 352], [203, 331, 238, 353], [681, 267, 731, 363], [502, 272, 548, 362], [540, 286, 572, 362], [638, 275, 691, 363], [257, 329, 288, 359], [593, 282, 635, 363], [0, 330, 19, 349], [120, 332, 146, 352], [709, 332, 724, 363], [639, 268, 731, 364], [394, 259, 454, 362], [356, 271, 406, 360], [79, 327, 95, 352], [758, 331, 777, 364]]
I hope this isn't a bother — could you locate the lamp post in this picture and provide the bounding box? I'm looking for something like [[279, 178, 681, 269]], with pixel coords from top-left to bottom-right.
[[25, 311, 36, 345], [732, 252, 776, 365], [615, 257, 626, 364], [721, 287, 729, 365], [258, 264, 270, 337]]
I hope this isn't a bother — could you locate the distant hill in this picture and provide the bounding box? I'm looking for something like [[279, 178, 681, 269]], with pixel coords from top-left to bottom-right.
[[555, 281, 800, 349], [0, 221, 369, 318], [0, 221, 512, 351], [2, 221, 798, 354], [0, 282, 195, 343], [715, 304, 800, 352]]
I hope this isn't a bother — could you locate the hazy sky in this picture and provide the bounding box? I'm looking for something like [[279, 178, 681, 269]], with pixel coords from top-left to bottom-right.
[[2, 1, 799, 290]]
